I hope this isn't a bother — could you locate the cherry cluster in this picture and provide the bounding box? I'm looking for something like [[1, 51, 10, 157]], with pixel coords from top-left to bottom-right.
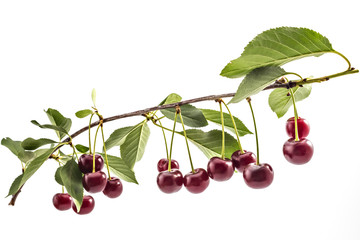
[[156, 116, 314, 194], [156, 148, 274, 194], [53, 154, 123, 214]]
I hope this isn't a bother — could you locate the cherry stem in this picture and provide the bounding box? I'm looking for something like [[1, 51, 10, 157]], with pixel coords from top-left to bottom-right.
[[284, 76, 300, 142], [154, 114, 170, 162], [289, 87, 300, 141], [100, 125, 111, 179], [168, 111, 178, 171], [88, 113, 95, 155], [221, 100, 244, 153], [218, 101, 225, 159], [177, 106, 195, 173], [92, 124, 101, 173], [247, 97, 260, 165]]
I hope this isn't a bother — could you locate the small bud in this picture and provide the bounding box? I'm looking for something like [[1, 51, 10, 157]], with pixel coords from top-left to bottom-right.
[[351, 67, 355, 71]]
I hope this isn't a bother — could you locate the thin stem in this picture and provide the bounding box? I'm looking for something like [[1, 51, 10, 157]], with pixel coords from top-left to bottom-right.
[[152, 121, 181, 134], [219, 101, 225, 159], [289, 87, 299, 141], [333, 51, 352, 70], [221, 100, 244, 153], [178, 107, 195, 173], [247, 98, 260, 166], [168, 111, 178, 171], [154, 114, 170, 161], [92, 124, 101, 173], [88, 113, 95, 154], [101, 125, 111, 179]]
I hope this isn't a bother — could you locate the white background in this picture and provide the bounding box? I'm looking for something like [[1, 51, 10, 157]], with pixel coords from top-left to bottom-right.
[[1, 1, 359, 239]]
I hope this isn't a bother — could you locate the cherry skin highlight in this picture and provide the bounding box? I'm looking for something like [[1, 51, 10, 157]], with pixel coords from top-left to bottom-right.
[[52, 193, 72, 211], [72, 195, 95, 215], [78, 154, 104, 174], [183, 168, 210, 194], [207, 157, 234, 181], [243, 163, 274, 189], [157, 169, 183, 194], [82, 171, 107, 193], [157, 158, 180, 172], [231, 150, 257, 172], [283, 138, 314, 165], [286, 117, 310, 139], [103, 177, 123, 198]]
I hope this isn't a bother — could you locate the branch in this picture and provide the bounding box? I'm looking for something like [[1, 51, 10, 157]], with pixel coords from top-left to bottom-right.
[[9, 67, 358, 206]]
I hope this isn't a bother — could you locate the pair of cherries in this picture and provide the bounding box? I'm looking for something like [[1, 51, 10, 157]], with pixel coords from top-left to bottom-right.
[[52, 154, 123, 215], [53, 193, 95, 214], [283, 117, 314, 164], [156, 159, 210, 194]]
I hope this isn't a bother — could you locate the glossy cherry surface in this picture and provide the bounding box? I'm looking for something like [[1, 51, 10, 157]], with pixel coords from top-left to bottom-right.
[[72, 195, 95, 215], [243, 163, 274, 189], [78, 154, 104, 174], [157, 158, 180, 172], [207, 157, 234, 181], [82, 171, 107, 193], [103, 177, 123, 198], [157, 170, 183, 194], [184, 168, 210, 194], [53, 193, 72, 211], [283, 138, 314, 165], [286, 117, 310, 139], [231, 150, 257, 172]]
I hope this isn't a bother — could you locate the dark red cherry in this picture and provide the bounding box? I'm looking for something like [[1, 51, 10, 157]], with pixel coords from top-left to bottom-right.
[[72, 195, 95, 215], [52, 193, 72, 211], [157, 158, 180, 172], [103, 177, 123, 198], [286, 117, 310, 139], [157, 170, 183, 194], [231, 150, 257, 172], [207, 157, 234, 181], [243, 163, 274, 189], [184, 168, 210, 194], [283, 138, 314, 165], [82, 171, 107, 193], [78, 154, 104, 174]]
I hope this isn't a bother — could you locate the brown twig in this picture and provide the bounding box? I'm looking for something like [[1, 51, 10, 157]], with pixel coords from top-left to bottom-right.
[[8, 67, 359, 206]]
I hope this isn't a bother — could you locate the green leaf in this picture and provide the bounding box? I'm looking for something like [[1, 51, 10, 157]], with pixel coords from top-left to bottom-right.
[[7, 174, 23, 197], [229, 66, 286, 104], [92, 88, 96, 107], [159, 93, 182, 105], [101, 154, 138, 184], [54, 166, 64, 185], [21, 138, 57, 150], [105, 126, 137, 150], [7, 147, 55, 196], [1, 137, 35, 163], [60, 159, 83, 211], [221, 27, 334, 78], [269, 84, 312, 118], [182, 129, 239, 159], [161, 104, 208, 128], [75, 109, 93, 118], [31, 120, 69, 136], [45, 108, 72, 140], [200, 109, 252, 136], [75, 144, 89, 153], [120, 122, 150, 169]]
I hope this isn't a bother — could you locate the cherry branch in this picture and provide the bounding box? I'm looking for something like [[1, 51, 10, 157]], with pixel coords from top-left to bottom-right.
[[8, 67, 358, 206]]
